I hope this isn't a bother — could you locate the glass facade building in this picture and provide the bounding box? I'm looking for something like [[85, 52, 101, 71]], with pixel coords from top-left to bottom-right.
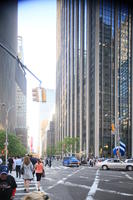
[[56, 0, 133, 157]]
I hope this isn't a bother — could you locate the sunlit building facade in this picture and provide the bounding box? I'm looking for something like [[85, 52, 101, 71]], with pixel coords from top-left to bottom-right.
[[16, 36, 27, 148], [56, 0, 133, 157], [39, 89, 55, 156]]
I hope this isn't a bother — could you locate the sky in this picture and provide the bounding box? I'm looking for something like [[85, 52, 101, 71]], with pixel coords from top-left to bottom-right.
[[18, 0, 56, 152]]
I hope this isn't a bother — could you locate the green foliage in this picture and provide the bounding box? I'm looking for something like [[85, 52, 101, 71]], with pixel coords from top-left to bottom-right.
[[63, 137, 80, 154], [46, 146, 56, 156], [55, 141, 63, 155], [54, 137, 80, 156], [0, 130, 26, 157]]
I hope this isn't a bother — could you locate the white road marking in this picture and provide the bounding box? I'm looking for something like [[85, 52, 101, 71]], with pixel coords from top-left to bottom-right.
[[86, 169, 100, 200], [62, 180, 133, 198], [121, 172, 133, 180], [44, 177, 54, 181], [16, 186, 36, 191], [64, 181, 90, 190], [46, 167, 85, 191], [103, 180, 109, 182]]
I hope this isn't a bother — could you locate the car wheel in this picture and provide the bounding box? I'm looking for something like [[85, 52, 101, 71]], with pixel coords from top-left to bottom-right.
[[127, 166, 133, 171], [102, 165, 108, 170]]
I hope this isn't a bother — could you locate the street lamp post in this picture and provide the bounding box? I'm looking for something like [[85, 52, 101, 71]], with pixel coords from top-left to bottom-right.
[[105, 113, 120, 154], [105, 113, 125, 156], [5, 105, 14, 165], [0, 103, 15, 165]]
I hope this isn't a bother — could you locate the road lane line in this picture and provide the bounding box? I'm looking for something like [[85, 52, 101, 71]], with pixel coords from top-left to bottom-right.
[[64, 181, 90, 190], [86, 169, 100, 200], [46, 166, 85, 191], [121, 172, 133, 180]]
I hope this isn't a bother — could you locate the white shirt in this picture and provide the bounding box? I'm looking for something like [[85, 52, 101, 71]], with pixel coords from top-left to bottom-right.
[[0, 158, 3, 165], [15, 158, 22, 166]]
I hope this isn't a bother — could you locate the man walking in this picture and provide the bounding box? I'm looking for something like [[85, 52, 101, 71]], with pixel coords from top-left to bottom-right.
[[8, 157, 14, 174], [0, 165, 17, 199], [15, 156, 22, 178]]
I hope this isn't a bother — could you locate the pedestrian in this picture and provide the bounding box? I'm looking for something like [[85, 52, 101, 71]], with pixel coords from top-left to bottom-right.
[[89, 158, 93, 167], [0, 165, 17, 200], [34, 159, 44, 191], [22, 191, 50, 200], [0, 157, 3, 166], [45, 157, 48, 166], [8, 157, 14, 174], [22, 156, 33, 193], [29, 155, 37, 178], [15, 156, 22, 178], [48, 157, 52, 167], [0, 157, 3, 169]]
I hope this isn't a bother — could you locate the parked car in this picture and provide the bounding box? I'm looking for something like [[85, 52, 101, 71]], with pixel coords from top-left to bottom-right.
[[124, 158, 133, 163], [63, 156, 80, 167], [97, 157, 106, 163], [96, 158, 133, 171]]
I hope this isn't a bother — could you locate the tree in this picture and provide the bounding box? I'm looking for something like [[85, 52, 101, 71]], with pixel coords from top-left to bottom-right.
[[55, 141, 63, 155], [55, 137, 80, 156], [46, 145, 56, 157], [0, 130, 26, 158]]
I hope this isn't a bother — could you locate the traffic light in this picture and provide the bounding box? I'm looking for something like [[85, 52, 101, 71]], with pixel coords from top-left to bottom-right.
[[111, 123, 115, 132], [32, 87, 39, 102], [41, 88, 46, 102]]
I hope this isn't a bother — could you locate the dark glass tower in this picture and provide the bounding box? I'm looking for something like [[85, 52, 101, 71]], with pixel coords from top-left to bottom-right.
[[56, 0, 133, 157]]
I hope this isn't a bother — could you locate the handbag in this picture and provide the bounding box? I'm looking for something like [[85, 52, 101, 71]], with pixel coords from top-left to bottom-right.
[[21, 166, 24, 175], [42, 169, 45, 177]]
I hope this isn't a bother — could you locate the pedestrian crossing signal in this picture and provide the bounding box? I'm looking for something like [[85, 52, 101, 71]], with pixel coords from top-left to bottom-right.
[[32, 88, 39, 102], [32, 87, 46, 103]]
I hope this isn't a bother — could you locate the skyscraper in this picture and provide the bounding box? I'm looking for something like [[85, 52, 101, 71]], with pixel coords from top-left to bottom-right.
[[0, 1, 27, 148], [56, 0, 133, 157]]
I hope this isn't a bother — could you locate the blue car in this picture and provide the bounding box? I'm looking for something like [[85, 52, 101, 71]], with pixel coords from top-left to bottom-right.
[[63, 156, 80, 167]]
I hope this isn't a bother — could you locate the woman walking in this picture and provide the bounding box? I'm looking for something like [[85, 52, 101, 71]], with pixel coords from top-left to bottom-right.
[[34, 159, 44, 191], [22, 156, 33, 193]]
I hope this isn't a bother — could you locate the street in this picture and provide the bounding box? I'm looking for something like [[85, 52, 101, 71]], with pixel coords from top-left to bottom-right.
[[13, 160, 133, 200]]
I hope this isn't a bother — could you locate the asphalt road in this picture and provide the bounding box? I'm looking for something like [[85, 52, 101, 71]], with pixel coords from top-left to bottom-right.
[[42, 161, 133, 200], [14, 160, 133, 200]]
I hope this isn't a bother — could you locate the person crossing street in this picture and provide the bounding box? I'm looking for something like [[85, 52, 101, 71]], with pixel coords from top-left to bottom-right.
[[34, 159, 44, 191], [22, 156, 33, 193]]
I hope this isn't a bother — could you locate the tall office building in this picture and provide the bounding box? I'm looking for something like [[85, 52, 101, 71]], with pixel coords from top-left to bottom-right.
[[0, 1, 27, 148], [45, 115, 55, 156], [56, 0, 133, 157], [16, 36, 27, 148]]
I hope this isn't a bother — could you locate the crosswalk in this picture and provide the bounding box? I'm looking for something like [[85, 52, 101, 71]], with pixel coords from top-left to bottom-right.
[[12, 166, 63, 200], [14, 178, 38, 200], [12, 164, 86, 199]]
